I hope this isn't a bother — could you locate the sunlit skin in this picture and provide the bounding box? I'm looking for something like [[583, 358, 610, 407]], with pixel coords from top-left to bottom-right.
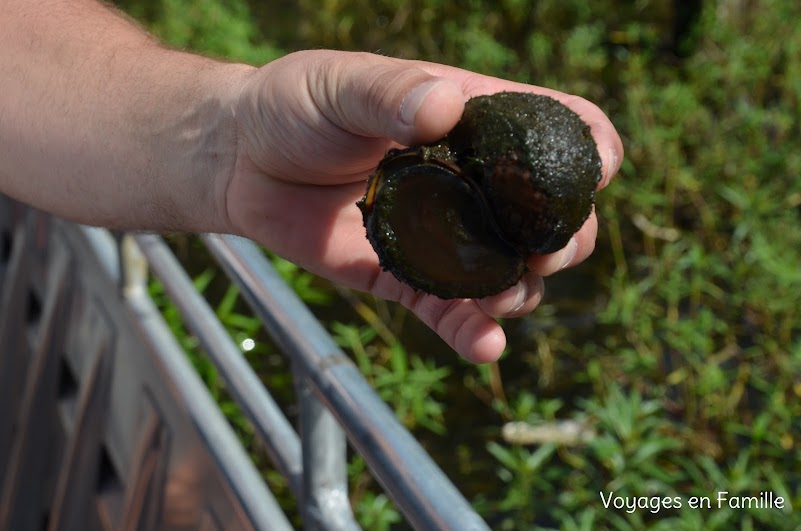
[[0, 1, 623, 363]]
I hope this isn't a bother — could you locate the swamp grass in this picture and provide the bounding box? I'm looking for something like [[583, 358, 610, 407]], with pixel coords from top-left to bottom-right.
[[122, 0, 801, 528]]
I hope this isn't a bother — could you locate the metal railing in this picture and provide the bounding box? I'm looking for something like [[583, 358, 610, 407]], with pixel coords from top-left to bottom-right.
[[0, 195, 489, 530]]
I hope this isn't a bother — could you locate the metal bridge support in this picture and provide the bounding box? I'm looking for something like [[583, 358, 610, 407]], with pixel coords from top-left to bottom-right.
[[0, 199, 293, 530], [0, 195, 490, 531]]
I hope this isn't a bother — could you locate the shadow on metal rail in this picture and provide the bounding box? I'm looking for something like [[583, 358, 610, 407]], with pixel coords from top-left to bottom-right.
[[0, 196, 489, 531]]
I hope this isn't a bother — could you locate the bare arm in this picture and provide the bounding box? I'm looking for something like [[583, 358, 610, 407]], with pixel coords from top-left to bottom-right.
[[0, 0, 623, 363], [0, 0, 253, 231]]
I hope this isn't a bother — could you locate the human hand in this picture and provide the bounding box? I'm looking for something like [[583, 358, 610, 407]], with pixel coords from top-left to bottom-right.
[[224, 50, 623, 363]]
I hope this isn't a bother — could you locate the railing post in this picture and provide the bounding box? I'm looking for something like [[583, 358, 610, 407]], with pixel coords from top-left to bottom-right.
[[295, 371, 360, 531]]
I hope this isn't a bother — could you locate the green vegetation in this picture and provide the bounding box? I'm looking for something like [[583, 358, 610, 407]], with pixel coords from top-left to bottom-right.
[[122, 0, 801, 528]]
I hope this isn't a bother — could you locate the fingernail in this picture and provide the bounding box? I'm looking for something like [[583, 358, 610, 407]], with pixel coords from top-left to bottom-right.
[[604, 147, 618, 187], [508, 280, 528, 313], [400, 80, 442, 126], [559, 237, 578, 270]]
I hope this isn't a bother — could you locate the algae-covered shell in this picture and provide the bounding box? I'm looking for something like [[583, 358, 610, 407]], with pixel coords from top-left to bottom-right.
[[357, 92, 602, 300], [449, 92, 602, 254], [358, 147, 525, 300]]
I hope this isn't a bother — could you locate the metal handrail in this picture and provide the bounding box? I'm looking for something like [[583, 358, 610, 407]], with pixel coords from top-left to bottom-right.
[[0, 194, 490, 530], [199, 234, 490, 531], [88, 226, 297, 531], [135, 233, 358, 530], [133, 234, 304, 496], [136, 231, 490, 529]]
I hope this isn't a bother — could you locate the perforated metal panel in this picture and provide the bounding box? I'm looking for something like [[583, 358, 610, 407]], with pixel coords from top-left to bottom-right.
[[0, 200, 292, 531]]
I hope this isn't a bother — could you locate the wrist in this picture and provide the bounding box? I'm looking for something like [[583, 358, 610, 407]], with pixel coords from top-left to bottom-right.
[[176, 59, 257, 235]]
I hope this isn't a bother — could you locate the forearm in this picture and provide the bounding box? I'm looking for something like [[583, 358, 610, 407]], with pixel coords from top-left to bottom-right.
[[0, 0, 255, 232]]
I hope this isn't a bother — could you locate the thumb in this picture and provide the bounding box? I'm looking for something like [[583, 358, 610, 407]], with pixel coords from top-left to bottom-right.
[[307, 51, 466, 146]]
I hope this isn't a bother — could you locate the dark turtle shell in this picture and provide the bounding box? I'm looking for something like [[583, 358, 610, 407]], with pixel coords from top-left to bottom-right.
[[357, 92, 602, 300]]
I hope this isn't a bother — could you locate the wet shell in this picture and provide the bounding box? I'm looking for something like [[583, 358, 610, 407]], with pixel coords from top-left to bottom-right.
[[357, 92, 602, 300], [358, 147, 526, 299]]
